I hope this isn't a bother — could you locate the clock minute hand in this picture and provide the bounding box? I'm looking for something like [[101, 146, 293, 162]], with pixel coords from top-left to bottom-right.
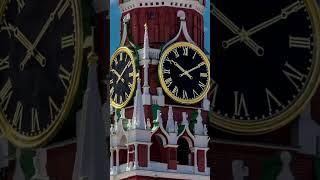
[[116, 62, 131, 83], [223, 1, 304, 48], [169, 60, 193, 80], [20, 0, 66, 71], [179, 62, 205, 77], [214, 5, 264, 56]]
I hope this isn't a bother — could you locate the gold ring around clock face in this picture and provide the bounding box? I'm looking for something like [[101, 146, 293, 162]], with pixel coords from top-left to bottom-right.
[[210, 0, 320, 134], [0, 0, 83, 147], [158, 42, 210, 105], [110, 47, 137, 109]]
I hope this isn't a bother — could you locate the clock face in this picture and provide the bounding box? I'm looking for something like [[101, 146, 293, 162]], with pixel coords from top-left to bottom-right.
[[0, 0, 82, 147], [211, 0, 320, 133], [110, 47, 137, 109], [159, 42, 210, 104]]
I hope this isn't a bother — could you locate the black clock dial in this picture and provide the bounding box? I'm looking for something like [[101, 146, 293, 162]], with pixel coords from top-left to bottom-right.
[[159, 42, 210, 104], [110, 47, 136, 109], [0, 0, 82, 146], [211, 0, 320, 132]]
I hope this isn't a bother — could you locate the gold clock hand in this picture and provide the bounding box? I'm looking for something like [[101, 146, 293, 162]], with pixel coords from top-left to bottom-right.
[[168, 60, 193, 79], [116, 62, 131, 83], [179, 62, 205, 77], [20, 0, 66, 71], [213, 5, 264, 56], [11, 25, 46, 69], [223, 1, 304, 49], [111, 69, 124, 83]]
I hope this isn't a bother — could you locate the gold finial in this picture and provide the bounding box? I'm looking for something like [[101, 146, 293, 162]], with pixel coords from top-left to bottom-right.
[[144, 23, 148, 30]]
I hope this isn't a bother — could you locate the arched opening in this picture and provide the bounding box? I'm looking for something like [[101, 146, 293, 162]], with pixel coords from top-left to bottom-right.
[[150, 134, 167, 163], [177, 137, 193, 166], [119, 135, 128, 165]]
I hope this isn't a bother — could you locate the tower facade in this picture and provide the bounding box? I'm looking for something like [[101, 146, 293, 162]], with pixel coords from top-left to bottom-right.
[[110, 0, 211, 179]]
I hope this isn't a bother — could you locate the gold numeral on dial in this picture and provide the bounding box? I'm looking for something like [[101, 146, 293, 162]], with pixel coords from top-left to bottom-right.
[[125, 92, 129, 99], [110, 87, 115, 96], [193, 89, 199, 98], [59, 65, 71, 90], [163, 69, 170, 74], [165, 78, 173, 87], [114, 94, 118, 102], [289, 36, 311, 49], [0, 56, 9, 71], [265, 88, 282, 114], [234, 91, 249, 116], [282, 62, 304, 89], [61, 34, 74, 49], [119, 96, 123, 104], [57, 0, 70, 19], [48, 96, 59, 120], [198, 81, 206, 91], [172, 86, 178, 96], [119, 53, 123, 61], [0, 79, 12, 111], [13, 101, 23, 131], [200, 73, 208, 78], [173, 49, 179, 58], [183, 47, 189, 56], [183, 90, 188, 99], [16, 0, 25, 13], [128, 82, 133, 90], [31, 108, 40, 132]]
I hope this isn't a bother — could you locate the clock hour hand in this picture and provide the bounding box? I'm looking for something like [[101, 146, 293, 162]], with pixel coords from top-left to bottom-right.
[[179, 62, 205, 78], [169, 60, 193, 80], [11, 26, 46, 70], [116, 62, 131, 83], [20, 0, 67, 71], [223, 1, 304, 49], [111, 69, 124, 83], [213, 5, 264, 56]]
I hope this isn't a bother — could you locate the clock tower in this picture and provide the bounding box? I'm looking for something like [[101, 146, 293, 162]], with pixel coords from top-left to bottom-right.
[[110, 0, 211, 179]]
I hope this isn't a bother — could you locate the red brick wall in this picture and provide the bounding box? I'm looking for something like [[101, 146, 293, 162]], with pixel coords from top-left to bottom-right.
[[122, 7, 204, 49], [47, 143, 76, 180], [138, 144, 148, 167], [197, 150, 205, 172]]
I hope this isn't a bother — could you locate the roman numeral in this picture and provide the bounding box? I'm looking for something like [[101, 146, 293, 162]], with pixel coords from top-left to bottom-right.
[[234, 91, 249, 116], [164, 69, 170, 74], [183, 90, 188, 99], [198, 81, 206, 91], [183, 47, 189, 56], [192, 52, 197, 60], [59, 65, 71, 90], [114, 94, 118, 102], [289, 36, 311, 49], [173, 49, 179, 58], [119, 96, 123, 104], [128, 82, 133, 90], [193, 89, 199, 98], [110, 87, 114, 96], [265, 88, 283, 114], [172, 86, 178, 96], [1, 20, 13, 37], [48, 96, 59, 120], [12, 101, 23, 131], [165, 78, 173, 87], [31, 108, 40, 132], [129, 72, 134, 77], [61, 34, 74, 49], [57, 0, 70, 19], [0, 79, 12, 111], [0, 56, 9, 71], [119, 53, 123, 61], [110, 79, 114, 84], [16, 0, 25, 13], [125, 92, 129, 99], [282, 62, 304, 90], [200, 73, 208, 78]]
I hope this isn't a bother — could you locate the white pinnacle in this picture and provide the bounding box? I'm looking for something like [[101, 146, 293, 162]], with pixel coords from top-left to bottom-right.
[[166, 106, 175, 133], [132, 79, 146, 130]]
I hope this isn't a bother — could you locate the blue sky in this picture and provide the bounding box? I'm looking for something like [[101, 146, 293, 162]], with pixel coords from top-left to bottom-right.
[[110, 0, 210, 57]]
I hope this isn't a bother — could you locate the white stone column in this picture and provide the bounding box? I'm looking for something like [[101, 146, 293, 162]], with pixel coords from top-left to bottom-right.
[[116, 148, 119, 173], [142, 60, 151, 105], [134, 144, 138, 168], [194, 148, 198, 173], [110, 149, 114, 171]]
